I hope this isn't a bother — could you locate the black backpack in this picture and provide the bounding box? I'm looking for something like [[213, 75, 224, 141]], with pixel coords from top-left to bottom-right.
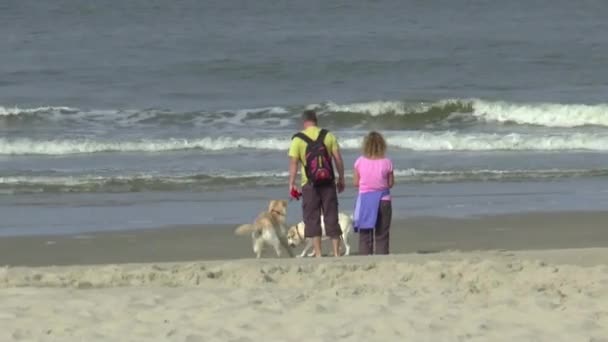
[[292, 129, 335, 186]]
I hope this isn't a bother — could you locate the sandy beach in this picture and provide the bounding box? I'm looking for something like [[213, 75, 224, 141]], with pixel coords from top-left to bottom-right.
[[1, 249, 608, 341], [0, 212, 608, 341]]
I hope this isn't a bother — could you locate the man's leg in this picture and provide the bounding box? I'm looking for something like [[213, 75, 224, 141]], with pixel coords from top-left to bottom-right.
[[320, 184, 342, 257], [301, 184, 323, 257], [331, 238, 341, 257], [312, 237, 322, 258]]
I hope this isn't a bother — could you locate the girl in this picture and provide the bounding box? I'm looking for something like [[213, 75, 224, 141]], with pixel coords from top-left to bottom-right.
[[353, 131, 394, 255]]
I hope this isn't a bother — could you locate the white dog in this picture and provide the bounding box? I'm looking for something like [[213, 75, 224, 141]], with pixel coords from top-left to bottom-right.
[[286, 212, 353, 257]]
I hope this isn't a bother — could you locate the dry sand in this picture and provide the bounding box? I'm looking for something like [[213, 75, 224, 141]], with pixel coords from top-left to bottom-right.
[[1, 249, 608, 341], [1, 212, 608, 341]]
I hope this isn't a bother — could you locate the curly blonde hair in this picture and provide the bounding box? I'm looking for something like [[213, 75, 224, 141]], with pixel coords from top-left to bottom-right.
[[362, 131, 387, 158]]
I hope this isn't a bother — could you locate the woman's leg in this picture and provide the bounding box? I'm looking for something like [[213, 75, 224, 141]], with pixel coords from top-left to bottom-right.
[[374, 201, 392, 254], [358, 229, 373, 255]]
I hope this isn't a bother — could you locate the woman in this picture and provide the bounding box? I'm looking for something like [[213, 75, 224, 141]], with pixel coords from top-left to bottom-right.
[[353, 131, 394, 255]]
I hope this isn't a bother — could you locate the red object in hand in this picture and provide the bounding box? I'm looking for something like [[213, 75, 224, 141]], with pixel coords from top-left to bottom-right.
[[290, 188, 302, 201]]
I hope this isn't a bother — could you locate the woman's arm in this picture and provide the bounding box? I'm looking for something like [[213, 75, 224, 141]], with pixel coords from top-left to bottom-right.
[[353, 168, 360, 188], [388, 170, 394, 188]]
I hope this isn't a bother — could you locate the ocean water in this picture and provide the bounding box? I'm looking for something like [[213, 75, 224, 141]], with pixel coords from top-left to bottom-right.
[[2, 0, 608, 235]]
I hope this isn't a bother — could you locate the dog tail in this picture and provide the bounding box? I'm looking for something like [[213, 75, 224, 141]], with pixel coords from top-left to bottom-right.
[[234, 224, 258, 235]]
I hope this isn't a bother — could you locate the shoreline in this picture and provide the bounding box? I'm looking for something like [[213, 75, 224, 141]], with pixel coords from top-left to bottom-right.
[[2, 210, 608, 267]]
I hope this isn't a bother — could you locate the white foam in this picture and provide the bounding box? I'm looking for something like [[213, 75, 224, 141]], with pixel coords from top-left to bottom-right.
[[0, 175, 98, 185], [392, 168, 607, 181], [220, 171, 289, 178], [0, 106, 78, 116], [313, 99, 608, 128], [233, 106, 289, 116], [0, 171, 291, 185], [2, 131, 608, 155], [381, 131, 608, 151], [313, 99, 463, 116], [322, 101, 411, 116], [471, 100, 608, 128], [0, 137, 291, 155], [5, 100, 608, 129], [1, 169, 603, 193]]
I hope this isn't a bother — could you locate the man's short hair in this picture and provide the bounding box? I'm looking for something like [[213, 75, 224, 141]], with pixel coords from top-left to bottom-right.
[[301, 110, 318, 124]]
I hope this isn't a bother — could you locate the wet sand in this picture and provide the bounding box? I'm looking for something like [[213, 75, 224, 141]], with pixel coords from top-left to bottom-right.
[[2, 211, 608, 266]]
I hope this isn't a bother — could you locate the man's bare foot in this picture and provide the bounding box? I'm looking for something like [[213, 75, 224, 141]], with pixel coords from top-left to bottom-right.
[[312, 237, 322, 258], [331, 238, 341, 257]]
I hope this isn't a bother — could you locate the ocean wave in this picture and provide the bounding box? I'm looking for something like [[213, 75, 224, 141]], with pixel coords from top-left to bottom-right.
[[2, 131, 608, 155], [2, 168, 607, 194], [0, 172, 288, 194], [394, 168, 608, 182], [0, 137, 290, 154], [309, 100, 472, 129], [3, 99, 608, 129], [0, 105, 295, 128], [384, 131, 608, 151], [470, 100, 608, 128], [0, 106, 78, 116], [313, 99, 467, 116], [313, 99, 608, 128]]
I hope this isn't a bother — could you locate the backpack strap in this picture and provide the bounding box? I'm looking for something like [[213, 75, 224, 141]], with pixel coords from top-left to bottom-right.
[[292, 129, 330, 146], [316, 129, 329, 143], [292, 132, 314, 145]]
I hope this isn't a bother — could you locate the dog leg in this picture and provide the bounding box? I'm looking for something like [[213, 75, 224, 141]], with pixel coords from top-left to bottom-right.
[[343, 237, 351, 256], [300, 240, 313, 257], [277, 232, 294, 258], [298, 244, 308, 258], [306, 240, 316, 257], [253, 238, 263, 259], [271, 238, 282, 258]]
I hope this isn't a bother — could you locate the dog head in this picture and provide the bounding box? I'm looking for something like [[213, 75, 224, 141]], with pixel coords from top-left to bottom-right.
[[286, 223, 305, 248], [268, 199, 288, 219]]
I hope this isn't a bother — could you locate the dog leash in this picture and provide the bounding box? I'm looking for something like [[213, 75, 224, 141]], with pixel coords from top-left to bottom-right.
[[289, 188, 302, 202]]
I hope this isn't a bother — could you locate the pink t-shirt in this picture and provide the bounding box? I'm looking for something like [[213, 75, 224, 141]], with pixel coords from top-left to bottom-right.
[[354, 156, 393, 200]]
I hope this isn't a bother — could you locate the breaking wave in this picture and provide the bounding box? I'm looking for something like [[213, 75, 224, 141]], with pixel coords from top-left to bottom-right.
[[0, 106, 78, 116], [0, 172, 288, 194], [469, 100, 608, 128], [2, 131, 608, 155], [3, 99, 608, 129], [2, 168, 608, 194]]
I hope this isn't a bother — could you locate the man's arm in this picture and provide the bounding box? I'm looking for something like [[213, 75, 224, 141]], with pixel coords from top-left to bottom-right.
[[289, 156, 299, 191], [288, 138, 300, 192], [332, 147, 345, 193], [332, 148, 345, 180]]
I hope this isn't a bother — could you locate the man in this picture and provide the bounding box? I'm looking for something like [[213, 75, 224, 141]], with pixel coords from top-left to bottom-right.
[[288, 110, 345, 257]]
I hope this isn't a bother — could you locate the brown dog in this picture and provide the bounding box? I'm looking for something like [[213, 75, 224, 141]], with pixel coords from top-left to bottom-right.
[[235, 200, 294, 258]]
